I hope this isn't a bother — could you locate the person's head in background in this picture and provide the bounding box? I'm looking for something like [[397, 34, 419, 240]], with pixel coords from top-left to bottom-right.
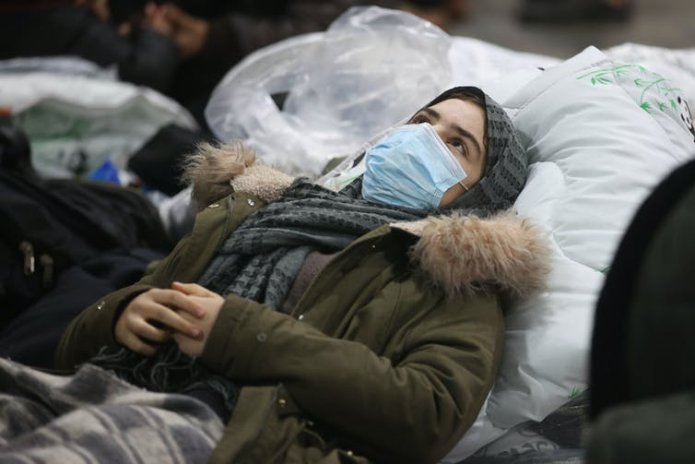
[[362, 86, 527, 214]]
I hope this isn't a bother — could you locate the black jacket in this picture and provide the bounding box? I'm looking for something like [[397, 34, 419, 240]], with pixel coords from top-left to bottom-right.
[[587, 158, 695, 463]]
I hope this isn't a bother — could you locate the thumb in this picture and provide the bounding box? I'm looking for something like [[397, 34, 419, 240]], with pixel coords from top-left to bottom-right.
[[171, 281, 212, 297]]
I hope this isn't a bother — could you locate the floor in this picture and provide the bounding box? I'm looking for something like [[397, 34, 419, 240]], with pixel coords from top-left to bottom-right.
[[447, 0, 695, 59]]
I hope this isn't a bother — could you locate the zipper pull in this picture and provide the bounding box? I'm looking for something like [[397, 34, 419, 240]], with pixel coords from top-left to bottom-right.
[[19, 241, 35, 275], [40, 254, 54, 289]]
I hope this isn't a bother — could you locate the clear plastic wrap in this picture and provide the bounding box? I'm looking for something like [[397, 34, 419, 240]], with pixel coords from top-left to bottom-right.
[[205, 6, 452, 175]]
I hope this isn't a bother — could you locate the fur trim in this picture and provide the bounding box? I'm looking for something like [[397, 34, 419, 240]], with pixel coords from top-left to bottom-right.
[[407, 212, 550, 297], [182, 142, 294, 210], [230, 164, 294, 204]]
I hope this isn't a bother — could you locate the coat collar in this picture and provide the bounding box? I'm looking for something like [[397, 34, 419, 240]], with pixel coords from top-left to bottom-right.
[[184, 143, 550, 298], [392, 213, 549, 297]]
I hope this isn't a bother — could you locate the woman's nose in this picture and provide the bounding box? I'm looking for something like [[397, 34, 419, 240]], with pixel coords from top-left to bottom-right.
[[431, 123, 447, 142]]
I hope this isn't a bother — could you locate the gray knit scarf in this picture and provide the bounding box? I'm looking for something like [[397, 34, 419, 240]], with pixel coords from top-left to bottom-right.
[[90, 178, 424, 415], [198, 179, 422, 306]]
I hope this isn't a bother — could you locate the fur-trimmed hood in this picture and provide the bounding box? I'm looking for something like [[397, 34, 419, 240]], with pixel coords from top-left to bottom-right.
[[183, 143, 550, 297]]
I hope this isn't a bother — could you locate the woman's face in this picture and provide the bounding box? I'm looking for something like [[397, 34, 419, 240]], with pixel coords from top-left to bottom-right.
[[409, 98, 487, 207]]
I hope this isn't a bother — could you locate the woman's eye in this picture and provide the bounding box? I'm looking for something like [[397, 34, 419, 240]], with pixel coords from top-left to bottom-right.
[[450, 139, 467, 156], [410, 115, 428, 124]]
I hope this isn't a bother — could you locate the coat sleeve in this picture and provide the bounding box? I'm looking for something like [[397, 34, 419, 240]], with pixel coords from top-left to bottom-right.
[[200, 291, 504, 464], [54, 232, 193, 370], [55, 194, 232, 370]]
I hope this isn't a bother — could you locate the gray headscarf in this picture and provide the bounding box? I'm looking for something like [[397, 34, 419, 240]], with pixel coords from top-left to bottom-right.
[[424, 86, 528, 215]]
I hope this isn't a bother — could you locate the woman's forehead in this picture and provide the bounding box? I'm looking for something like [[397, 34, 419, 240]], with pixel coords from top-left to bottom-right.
[[428, 98, 484, 121], [427, 99, 485, 140]]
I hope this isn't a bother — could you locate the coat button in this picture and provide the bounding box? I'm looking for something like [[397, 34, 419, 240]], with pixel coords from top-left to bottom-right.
[[297, 314, 305, 321], [278, 398, 287, 408], [208, 203, 220, 209], [346, 450, 354, 456], [96, 301, 105, 311], [247, 198, 255, 206], [256, 332, 267, 342]]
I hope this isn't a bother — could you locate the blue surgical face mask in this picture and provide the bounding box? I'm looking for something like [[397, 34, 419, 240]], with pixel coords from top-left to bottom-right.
[[362, 123, 468, 210]]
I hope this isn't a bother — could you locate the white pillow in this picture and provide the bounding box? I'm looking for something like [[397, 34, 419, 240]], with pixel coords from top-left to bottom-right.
[[444, 46, 695, 462], [492, 46, 694, 425]]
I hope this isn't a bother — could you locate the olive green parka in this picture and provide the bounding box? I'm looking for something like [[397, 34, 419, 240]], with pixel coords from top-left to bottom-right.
[[55, 144, 550, 464]]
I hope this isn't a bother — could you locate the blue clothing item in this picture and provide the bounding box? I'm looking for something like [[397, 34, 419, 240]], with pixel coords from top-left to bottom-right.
[[88, 159, 121, 184], [362, 123, 467, 210]]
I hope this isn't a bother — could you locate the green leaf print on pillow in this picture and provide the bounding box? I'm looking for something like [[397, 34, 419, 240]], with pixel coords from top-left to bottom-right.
[[577, 63, 681, 116], [577, 62, 695, 143]]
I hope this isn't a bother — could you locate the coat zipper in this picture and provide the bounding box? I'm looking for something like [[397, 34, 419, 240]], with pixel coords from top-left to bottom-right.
[[18, 241, 55, 289], [290, 228, 388, 319], [19, 240, 35, 275]]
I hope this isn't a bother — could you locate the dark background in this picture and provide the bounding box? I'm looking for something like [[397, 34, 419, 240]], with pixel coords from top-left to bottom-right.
[[449, 0, 695, 59]]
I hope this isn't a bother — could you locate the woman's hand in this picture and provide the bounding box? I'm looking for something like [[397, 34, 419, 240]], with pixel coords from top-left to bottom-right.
[[115, 288, 206, 355], [170, 282, 224, 357]]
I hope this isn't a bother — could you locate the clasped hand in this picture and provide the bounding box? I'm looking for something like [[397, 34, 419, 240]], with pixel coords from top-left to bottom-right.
[[115, 282, 223, 358]]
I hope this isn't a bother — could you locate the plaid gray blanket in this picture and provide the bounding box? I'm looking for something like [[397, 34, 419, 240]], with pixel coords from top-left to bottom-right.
[[0, 358, 224, 463]]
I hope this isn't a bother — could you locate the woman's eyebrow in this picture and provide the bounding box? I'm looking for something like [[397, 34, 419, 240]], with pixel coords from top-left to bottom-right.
[[452, 125, 483, 158], [424, 108, 484, 157], [421, 108, 439, 120]]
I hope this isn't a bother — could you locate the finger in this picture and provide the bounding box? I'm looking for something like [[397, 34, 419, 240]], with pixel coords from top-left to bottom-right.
[[154, 289, 205, 318], [146, 301, 202, 339], [171, 281, 211, 297], [176, 308, 200, 324], [172, 333, 201, 358], [129, 318, 171, 344]]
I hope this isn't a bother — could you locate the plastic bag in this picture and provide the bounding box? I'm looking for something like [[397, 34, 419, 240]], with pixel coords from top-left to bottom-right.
[[0, 59, 197, 180], [205, 6, 452, 175]]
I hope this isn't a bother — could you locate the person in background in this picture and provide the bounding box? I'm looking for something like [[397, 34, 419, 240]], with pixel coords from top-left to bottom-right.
[[0, 0, 179, 92], [156, 0, 472, 129], [45, 86, 550, 463]]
